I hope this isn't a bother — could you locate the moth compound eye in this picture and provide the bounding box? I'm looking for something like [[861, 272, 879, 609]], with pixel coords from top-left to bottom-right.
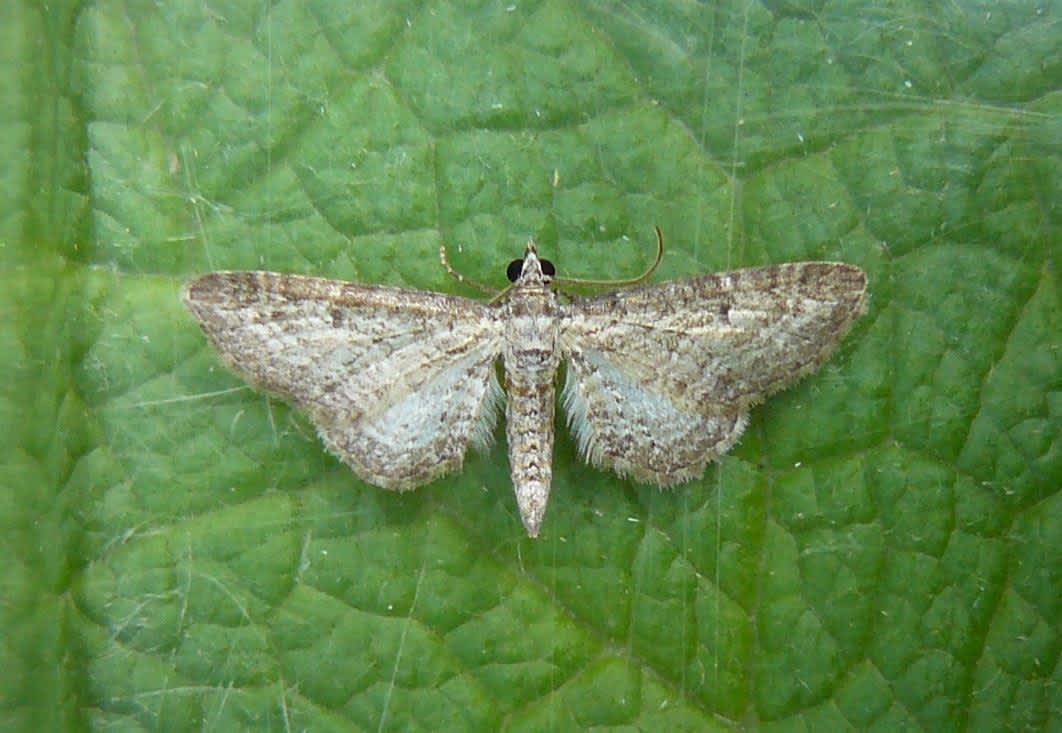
[[540, 259, 556, 278], [506, 259, 524, 282]]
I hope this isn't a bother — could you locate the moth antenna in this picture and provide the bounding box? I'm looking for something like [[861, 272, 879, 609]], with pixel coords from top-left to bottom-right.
[[551, 226, 665, 289], [439, 242, 498, 296]]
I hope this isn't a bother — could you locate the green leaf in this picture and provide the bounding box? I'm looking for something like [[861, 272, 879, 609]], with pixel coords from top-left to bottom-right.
[[4, 1, 1058, 731]]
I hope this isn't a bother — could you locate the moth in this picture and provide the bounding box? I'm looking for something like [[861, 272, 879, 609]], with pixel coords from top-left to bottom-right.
[[183, 230, 867, 536]]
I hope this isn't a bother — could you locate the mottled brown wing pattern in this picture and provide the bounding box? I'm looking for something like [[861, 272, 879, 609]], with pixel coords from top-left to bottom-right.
[[561, 347, 749, 485], [558, 263, 867, 485], [183, 272, 505, 489]]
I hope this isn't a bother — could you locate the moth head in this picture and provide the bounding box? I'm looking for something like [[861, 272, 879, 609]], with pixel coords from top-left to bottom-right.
[[507, 240, 556, 284]]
